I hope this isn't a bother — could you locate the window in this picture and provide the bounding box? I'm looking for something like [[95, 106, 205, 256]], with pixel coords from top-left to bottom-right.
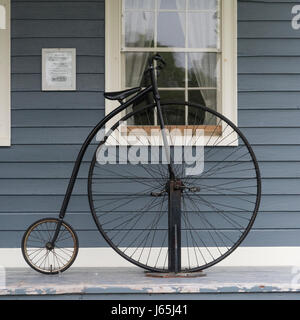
[[105, 0, 237, 126], [0, 0, 10, 146]]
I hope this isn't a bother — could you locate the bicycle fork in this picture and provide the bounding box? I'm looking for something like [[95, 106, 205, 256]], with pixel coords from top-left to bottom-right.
[[150, 67, 182, 273], [155, 99, 182, 273], [167, 180, 182, 273]]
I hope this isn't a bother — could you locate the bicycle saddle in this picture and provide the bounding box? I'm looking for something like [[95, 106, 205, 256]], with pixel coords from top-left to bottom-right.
[[104, 87, 141, 102]]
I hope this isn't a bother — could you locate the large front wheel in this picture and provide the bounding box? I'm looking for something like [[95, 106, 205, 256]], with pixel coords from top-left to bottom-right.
[[88, 102, 261, 273]]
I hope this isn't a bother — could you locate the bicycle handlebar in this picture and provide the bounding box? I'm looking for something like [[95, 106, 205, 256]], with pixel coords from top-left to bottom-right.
[[146, 54, 166, 73], [150, 54, 166, 67]]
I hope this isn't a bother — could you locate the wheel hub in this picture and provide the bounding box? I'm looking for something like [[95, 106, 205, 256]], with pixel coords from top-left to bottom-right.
[[45, 242, 54, 251], [151, 179, 200, 197]]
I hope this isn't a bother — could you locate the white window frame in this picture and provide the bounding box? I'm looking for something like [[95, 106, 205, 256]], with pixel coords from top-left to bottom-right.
[[0, 0, 10, 146], [105, 0, 237, 144]]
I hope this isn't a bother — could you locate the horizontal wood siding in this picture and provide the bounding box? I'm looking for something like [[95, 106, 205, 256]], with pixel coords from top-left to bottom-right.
[[0, 0, 299, 249]]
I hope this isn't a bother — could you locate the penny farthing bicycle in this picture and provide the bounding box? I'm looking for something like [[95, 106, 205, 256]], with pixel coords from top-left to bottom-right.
[[22, 55, 261, 275]]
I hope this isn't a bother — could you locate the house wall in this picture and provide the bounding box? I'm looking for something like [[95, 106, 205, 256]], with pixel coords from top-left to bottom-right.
[[0, 0, 300, 267]]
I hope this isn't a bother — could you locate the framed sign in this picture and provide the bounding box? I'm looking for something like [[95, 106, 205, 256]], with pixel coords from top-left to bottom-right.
[[42, 48, 76, 91]]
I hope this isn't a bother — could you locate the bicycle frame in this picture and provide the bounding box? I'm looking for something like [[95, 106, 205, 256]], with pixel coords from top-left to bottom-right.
[[49, 85, 154, 244], [50, 63, 181, 273]]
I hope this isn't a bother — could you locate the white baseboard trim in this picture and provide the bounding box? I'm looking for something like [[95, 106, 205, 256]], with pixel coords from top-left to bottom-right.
[[1, 247, 300, 269]]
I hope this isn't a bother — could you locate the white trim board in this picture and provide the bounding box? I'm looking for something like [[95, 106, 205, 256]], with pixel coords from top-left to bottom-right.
[[0, 0, 10, 146], [1, 247, 300, 269]]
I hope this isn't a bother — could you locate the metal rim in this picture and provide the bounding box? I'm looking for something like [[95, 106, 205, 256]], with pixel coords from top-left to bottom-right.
[[21, 218, 79, 275], [88, 101, 261, 272]]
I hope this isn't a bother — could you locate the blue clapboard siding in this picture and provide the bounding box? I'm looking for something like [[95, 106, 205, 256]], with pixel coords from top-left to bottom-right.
[[0, 0, 107, 248], [0, 0, 300, 250]]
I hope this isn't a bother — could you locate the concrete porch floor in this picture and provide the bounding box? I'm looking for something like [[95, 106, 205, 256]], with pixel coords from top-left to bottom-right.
[[1, 267, 300, 300]]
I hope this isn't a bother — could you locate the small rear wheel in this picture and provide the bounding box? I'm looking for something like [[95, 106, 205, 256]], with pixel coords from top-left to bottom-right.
[[21, 218, 79, 275]]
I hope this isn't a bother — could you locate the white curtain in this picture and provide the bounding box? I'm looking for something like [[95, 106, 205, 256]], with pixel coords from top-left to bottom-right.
[[125, 0, 219, 108], [189, 52, 217, 108], [176, 0, 218, 108], [125, 0, 155, 88]]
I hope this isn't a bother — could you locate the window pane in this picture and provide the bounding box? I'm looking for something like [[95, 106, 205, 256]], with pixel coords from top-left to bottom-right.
[[157, 52, 185, 88], [124, 0, 155, 10], [189, 90, 216, 109], [125, 52, 151, 87], [125, 12, 155, 47], [188, 12, 219, 48], [127, 97, 155, 125], [160, 90, 185, 102], [158, 0, 185, 10], [189, 0, 218, 10], [160, 91, 185, 125], [157, 12, 185, 47], [188, 53, 218, 88], [188, 90, 217, 125]]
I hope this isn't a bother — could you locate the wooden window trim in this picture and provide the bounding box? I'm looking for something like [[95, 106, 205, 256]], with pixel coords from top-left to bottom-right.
[[0, 0, 10, 146]]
